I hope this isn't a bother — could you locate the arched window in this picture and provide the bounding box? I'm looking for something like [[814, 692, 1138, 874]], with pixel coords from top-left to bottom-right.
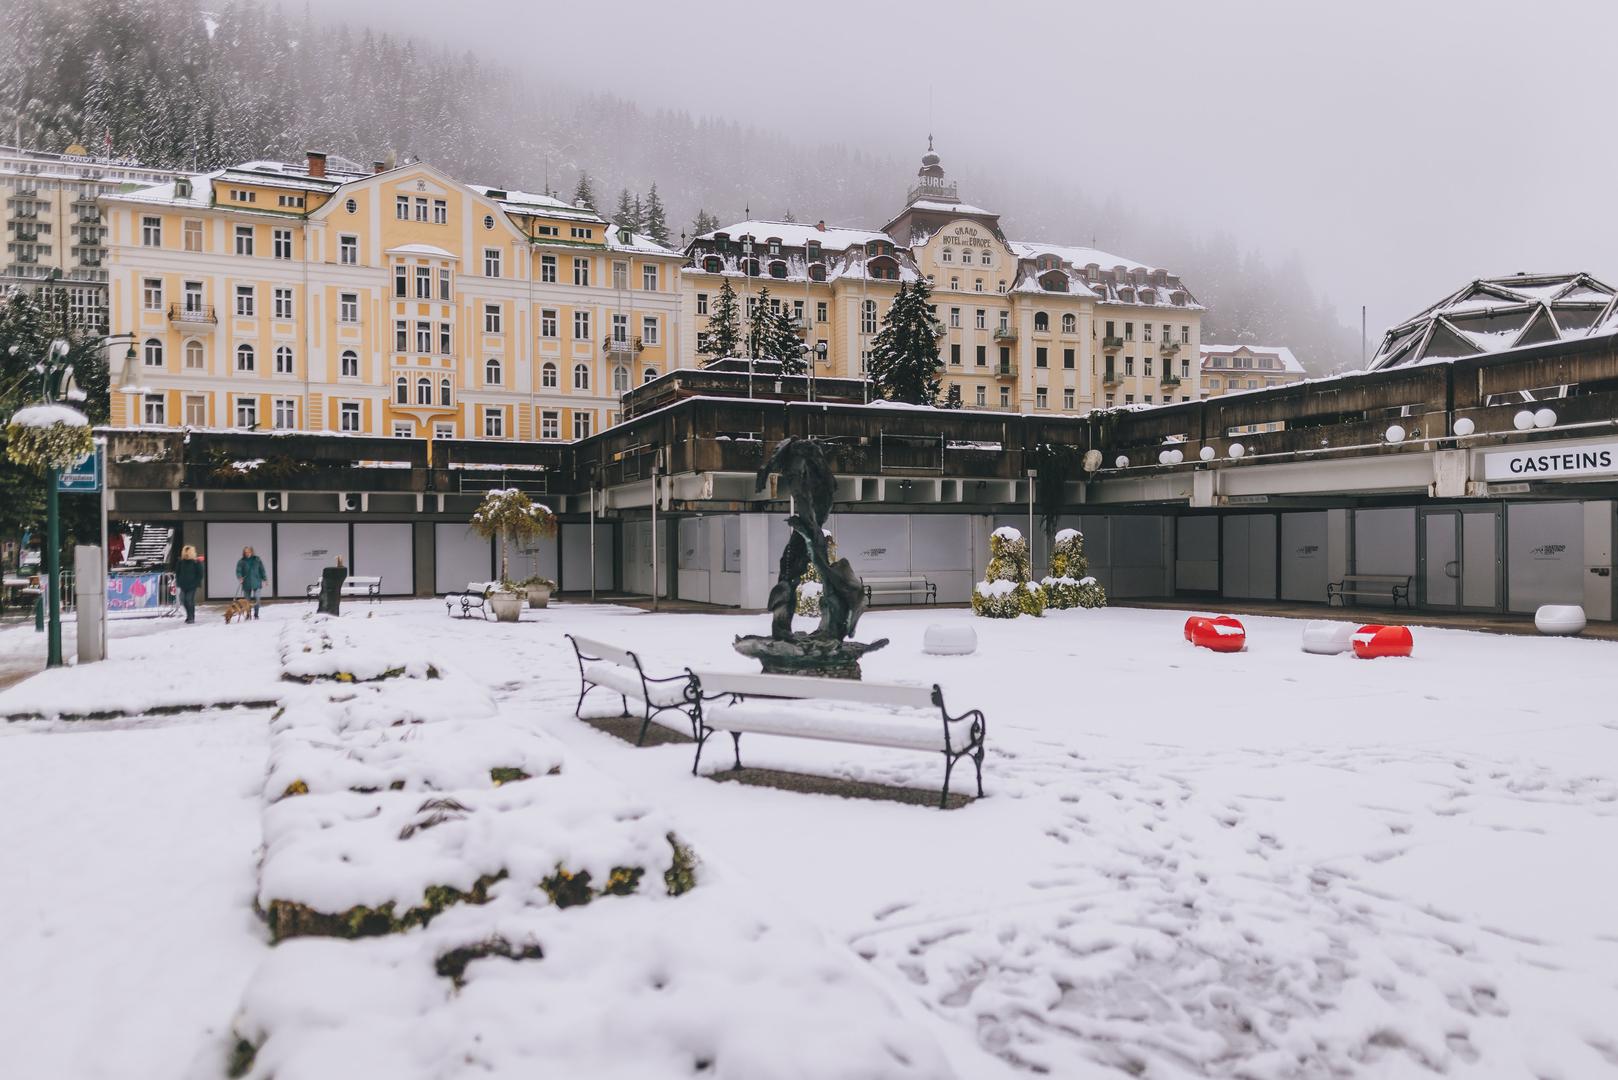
[[341, 349, 359, 378], [143, 338, 163, 367], [941, 247, 953, 263], [541, 362, 558, 389], [1061, 313, 1076, 334], [742, 258, 760, 277], [1034, 312, 1050, 333], [979, 251, 992, 266], [573, 363, 590, 390], [275, 345, 294, 374], [643, 367, 657, 384], [612, 365, 629, 393], [861, 300, 877, 335], [416, 377, 431, 405], [484, 357, 501, 385], [440, 378, 451, 406], [184, 340, 204, 370], [395, 376, 407, 404], [768, 260, 787, 279], [235, 344, 254, 371]]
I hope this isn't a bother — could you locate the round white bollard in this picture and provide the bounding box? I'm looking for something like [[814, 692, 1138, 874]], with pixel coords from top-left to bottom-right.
[[1534, 605, 1586, 636], [923, 622, 979, 656], [1301, 620, 1356, 655]]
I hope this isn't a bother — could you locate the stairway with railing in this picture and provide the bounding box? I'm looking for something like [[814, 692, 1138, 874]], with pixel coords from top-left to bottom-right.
[[126, 524, 175, 569]]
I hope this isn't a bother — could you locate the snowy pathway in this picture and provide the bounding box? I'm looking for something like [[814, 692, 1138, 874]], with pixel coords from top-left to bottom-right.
[[0, 711, 270, 1080]]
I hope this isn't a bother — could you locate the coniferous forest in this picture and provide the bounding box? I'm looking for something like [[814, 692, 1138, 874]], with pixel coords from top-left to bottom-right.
[[0, 0, 1362, 371]]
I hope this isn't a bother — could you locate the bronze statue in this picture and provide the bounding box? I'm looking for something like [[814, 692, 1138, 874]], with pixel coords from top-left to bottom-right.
[[735, 437, 887, 678]]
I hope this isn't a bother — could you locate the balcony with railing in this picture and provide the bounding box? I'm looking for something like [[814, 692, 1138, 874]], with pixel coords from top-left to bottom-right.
[[992, 325, 1017, 342], [1161, 372, 1182, 388], [1160, 340, 1180, 355], [168, 302, 218, 326], [1103, 367, 1122, 387], [994, 360, 1017, 379], [905, 176, 960, 206], [1102, 335, 1124, 352], [604, 336, 644, 362]]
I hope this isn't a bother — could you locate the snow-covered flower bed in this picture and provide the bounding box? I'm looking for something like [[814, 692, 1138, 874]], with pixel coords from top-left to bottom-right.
[[277, 617, 441, 682]]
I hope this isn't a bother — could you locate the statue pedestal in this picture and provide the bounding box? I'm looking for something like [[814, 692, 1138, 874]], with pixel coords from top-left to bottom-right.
[[733, 633, 889, 680]]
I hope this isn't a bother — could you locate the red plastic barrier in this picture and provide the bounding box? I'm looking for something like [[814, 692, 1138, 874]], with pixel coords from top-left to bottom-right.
[[1190, 615, 1246, 653], [1352, 624, 1413, 659], [1184, 615, 1210, 641]]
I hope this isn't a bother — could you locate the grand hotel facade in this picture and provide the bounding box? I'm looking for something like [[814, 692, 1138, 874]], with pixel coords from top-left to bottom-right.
[[101, 145, 1199, 437]]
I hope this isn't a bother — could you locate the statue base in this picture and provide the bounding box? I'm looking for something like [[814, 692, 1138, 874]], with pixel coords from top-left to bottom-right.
[[732, 633, 889, 680]]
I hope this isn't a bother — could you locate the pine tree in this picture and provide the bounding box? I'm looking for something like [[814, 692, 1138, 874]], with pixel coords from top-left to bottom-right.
[[701, 279, 741, 360], [781, 208, 797, 223], [642, 184, 670, 245], [613, 188, 639, 230], [746, 288, 804, 371], [572, 172, 597, 210], [867, 279, 943, 405], [690, 209, 720, 237]]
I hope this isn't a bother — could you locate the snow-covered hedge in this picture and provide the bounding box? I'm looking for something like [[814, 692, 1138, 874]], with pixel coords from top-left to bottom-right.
[[5, 403, 93, 471], [277, 618, 442, 683], [1043, 529, 1106, 610], [972, 527, 1045, 618]]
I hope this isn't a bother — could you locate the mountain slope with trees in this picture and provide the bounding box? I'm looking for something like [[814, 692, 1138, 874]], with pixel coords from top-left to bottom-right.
[[0, 0, 1359, 372]]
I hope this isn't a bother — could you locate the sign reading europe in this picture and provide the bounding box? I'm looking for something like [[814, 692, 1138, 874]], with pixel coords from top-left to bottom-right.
[[57, 447, 103, 493], [1483, 440, 1618, 482], [941, 224, 991, 251]]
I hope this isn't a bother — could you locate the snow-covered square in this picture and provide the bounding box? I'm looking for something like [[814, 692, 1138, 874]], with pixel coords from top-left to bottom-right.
[[2, 600, 1616, 1079]]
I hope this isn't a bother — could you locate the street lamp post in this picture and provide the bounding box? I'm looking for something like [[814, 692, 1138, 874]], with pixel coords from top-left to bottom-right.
[[811, 339, 828, 402]]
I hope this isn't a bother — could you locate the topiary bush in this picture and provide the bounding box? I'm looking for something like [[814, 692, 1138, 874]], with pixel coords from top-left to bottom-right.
[[1042, 528, 1107, 609], [971, 526, 1045, 618]]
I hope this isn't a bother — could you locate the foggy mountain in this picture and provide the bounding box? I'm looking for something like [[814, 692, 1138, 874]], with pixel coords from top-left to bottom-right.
[[0, 0, 1363, 371]]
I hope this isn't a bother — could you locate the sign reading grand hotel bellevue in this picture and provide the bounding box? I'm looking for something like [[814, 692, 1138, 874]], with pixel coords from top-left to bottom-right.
[[1483, 439, 1618, 481]]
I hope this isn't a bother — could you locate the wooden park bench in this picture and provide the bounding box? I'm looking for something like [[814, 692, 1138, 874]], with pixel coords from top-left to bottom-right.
[[1327, 574, 1413, 609], [445, 581, 495, 620], [860, 574, 938, 606], [685, 671, 986, 809], [565, 634, 701, 746], [305, 575, 382, 603]]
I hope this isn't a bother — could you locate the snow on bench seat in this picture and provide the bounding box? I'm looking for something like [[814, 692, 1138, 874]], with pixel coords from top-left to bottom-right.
[[688, 670, 987, 808], [580, 663, 691, 710], [566, 634, 698, 745]]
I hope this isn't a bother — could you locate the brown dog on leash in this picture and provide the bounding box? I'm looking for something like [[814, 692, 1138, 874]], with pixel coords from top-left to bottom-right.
[[222, 598, 255, 624]]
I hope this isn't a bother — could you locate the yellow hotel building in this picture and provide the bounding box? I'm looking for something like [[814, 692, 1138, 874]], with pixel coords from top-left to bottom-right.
[[103, 152, 681, 440], [679, 143, 1204, 414]]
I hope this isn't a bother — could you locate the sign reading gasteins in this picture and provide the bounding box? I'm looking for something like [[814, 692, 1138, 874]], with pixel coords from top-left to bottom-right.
[[1483, 440, 1618, 482]]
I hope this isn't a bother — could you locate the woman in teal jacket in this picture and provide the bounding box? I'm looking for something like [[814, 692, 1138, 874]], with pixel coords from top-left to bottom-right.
[[235, 546, 268, 619]]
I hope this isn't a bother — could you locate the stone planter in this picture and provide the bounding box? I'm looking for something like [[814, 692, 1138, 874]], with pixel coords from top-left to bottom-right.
[[526, 584, 553, 609], [488, 592, 525, 623]]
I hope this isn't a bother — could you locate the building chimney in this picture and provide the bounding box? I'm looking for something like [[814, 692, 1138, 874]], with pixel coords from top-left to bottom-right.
[[306, 151, 327, 179], [372, 160, 385, 174], [816, 220, 826, 232]]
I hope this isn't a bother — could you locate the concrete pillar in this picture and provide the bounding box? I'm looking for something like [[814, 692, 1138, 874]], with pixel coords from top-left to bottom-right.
[[74, 545, 105, 664], [1583, 500, 1614, 621], [413, 521, 435, 597]]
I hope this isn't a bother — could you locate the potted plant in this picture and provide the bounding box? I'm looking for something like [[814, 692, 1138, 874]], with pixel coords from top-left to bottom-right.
[[469, 489, 558, 623], [518, 575, 557, 609]]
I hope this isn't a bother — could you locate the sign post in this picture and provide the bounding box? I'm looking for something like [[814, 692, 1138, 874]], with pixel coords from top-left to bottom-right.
[[58, 444, 107, 662]]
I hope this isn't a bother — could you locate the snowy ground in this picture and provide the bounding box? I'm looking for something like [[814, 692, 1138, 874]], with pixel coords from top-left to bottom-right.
[[2, 600, 1616, 1078]]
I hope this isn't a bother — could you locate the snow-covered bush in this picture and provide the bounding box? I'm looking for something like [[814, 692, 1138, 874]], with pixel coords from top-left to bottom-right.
[[5, 403, 93, 471], [1042, 528, 1107, 609], [972, 526, 1045, 618], [795, 530, 836, 615], [470, 488, 557, 591]]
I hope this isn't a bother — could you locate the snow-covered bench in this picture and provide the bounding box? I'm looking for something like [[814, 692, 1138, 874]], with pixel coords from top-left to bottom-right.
[[861, 575, 937, 606], [686, 671, 986, 809], [305, 575, 382, 602], [445, 582, 495, 620], [565, 634, 700, 746]]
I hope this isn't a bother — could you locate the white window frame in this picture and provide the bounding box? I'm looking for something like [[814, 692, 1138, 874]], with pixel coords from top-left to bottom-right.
[[339, 401, 361, 432], [273, 398, 297, 430]]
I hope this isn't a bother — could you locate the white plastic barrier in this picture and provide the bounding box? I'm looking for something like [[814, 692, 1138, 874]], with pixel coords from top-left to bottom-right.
[[922, 622, 978, 656], [1301, 620, 1356, 655], [1534, 605, 1587, 636]]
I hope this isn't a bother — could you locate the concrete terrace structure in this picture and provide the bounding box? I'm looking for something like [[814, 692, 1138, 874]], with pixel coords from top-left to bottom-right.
[[680, 142, 1203, 416], [102, 296, 1618, 624], [1199, 343, 1307, 432]]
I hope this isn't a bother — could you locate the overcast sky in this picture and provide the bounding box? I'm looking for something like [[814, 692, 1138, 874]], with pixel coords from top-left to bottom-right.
[[321, 0, 1618, 340]]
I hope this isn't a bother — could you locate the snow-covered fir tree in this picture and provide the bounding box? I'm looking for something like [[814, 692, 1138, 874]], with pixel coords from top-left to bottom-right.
[[701, 280, 741, 360], [613, 188, 640, 231], [867, 279, 943, 405], [642, 185, 671, 246], [690, 209, 721, 238], [572, 172, 597, 210]]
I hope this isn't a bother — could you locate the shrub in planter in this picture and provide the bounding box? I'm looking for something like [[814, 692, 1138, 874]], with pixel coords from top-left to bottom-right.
[[971, 526, 1045, 618], [517, 576, 557, 608], [1042, 528, 1107, 609], [470, 489, 558, 606]]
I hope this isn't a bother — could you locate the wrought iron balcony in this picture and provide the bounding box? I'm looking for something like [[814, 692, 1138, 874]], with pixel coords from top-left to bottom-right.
[[168, 302, 218, 325], [1161, 372, 1182, 387], [994, 361, 1017, 379], [1102, 335, 1124, 351], [604, 337, 644, 361], [992, 326, 1016, 342], [1103, 369, 1122, 387], [1160, 340, 1181, 355]]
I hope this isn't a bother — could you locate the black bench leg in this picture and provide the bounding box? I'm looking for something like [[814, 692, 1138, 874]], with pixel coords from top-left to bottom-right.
[[620, 694, 630, 718], [731, 732, 743, 771], [973, 745, 985, 798], [636, 707, 652, 747], [940, 752, 956, 810], [692, 727, 708, 776]]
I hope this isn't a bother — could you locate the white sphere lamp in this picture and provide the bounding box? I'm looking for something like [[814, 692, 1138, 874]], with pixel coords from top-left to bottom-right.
[[1229, 442, 1246, 460], [1453, 417, 1474, 437], [1385, 424, 1406, 444], [1513, 410, 1535, 431], [1533, 407, 1556, 429]]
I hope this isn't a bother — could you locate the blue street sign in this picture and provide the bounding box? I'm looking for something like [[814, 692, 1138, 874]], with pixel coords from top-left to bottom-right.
[[57, 446, 103, 493]]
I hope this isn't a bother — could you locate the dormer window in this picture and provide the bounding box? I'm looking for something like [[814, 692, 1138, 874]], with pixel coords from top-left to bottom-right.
[[809, 264, 826, 282], [703, 255, 723, 273], [767, 239, 781, 255]]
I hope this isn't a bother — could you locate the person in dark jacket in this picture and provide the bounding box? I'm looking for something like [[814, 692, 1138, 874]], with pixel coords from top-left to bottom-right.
[[317, 556, 348, 616], [175, 545, 204, 623], [236, 546, 268, 619]]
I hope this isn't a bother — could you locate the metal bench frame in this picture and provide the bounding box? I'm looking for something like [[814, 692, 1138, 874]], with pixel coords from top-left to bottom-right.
[[445, 585, 494, 620], [686, 671, 986, 809], [860, 575, 938, 605], [565, 634, 701, 746], [1327, 574, 1413, 608]]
